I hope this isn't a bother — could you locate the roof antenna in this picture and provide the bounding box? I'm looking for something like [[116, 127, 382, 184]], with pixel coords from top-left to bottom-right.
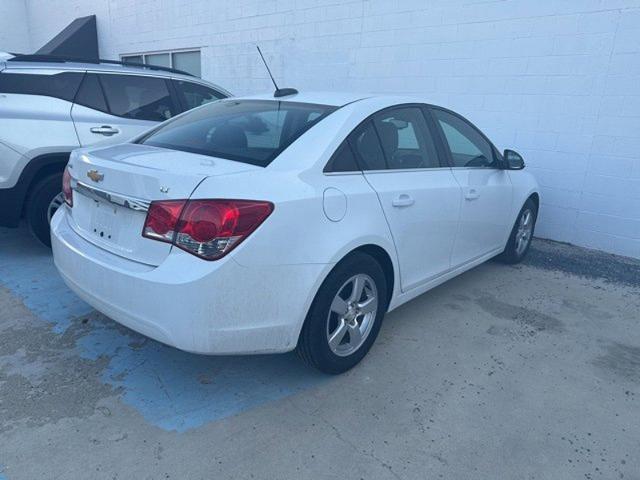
[[256, 46, 298, 98]]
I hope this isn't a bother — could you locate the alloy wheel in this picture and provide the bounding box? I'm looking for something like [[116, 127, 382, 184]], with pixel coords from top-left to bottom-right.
[[515, 208, 533, 256], [47, 193, 65, 225], [326, 273, 378, 357]]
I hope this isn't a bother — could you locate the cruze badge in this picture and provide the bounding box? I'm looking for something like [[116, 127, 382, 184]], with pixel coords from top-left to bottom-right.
[[87, 170, 104, 183]]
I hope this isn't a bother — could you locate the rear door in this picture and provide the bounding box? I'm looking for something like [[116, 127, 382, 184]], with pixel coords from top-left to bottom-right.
[[430, 107, 513, 266], [357, 106, 462, 292], [71, 72, 178, 147]]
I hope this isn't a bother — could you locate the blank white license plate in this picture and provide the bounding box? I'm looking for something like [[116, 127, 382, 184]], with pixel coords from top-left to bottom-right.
[[90, 201, 120, 242]]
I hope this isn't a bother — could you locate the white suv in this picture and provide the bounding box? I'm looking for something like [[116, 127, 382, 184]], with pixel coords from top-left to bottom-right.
[[0, 53, 230, 245]]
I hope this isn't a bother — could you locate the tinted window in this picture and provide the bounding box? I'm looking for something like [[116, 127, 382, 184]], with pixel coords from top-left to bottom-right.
[[99, 74, 177, 122], [374, 107, 440, 169], [73, 73, 108, 112], [174, 80, 224, 111], [348, 121, 386, 171], [325, 142, 359, 173], [432, 109, 497, 168], [0, 72, 82, 101], [140, 100, 336, 167]]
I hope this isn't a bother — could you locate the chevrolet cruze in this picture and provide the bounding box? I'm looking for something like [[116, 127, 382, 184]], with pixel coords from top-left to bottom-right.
[[51, 92, 539, 374]]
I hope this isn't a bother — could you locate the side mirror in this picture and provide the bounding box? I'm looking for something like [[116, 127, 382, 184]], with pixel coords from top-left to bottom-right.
[[503, 149, 525, 170]]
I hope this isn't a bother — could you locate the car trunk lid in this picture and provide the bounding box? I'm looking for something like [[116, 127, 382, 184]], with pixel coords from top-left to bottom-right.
[[67, 143, 258, 266]]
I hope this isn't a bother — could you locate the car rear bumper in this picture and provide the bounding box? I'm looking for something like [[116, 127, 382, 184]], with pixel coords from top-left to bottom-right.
[[51, 208, 326, 355]]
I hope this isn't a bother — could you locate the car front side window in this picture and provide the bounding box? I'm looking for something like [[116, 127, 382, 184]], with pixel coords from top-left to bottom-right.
[[432, 108, 498, 168]]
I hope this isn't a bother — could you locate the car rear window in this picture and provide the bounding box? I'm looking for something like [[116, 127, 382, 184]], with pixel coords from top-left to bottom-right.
[[139, 99, 337, 167]]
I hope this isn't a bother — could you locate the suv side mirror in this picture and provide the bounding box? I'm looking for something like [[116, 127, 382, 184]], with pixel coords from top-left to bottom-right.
[[503, 149, 525, 170]]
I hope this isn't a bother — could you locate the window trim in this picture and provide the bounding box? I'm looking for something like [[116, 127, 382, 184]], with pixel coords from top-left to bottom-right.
[[427, 106, 505, 170]]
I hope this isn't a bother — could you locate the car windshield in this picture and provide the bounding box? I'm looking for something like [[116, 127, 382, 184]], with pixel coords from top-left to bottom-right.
[[139, 99, 337, 167]]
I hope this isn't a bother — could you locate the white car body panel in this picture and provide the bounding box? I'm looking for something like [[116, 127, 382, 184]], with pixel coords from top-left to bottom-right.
[[0, 94, 78, 188], [449, 167, 513, 266], [364, 168, 462, 291], [51, 91, 540, 355], [71, 103, 157, 148]]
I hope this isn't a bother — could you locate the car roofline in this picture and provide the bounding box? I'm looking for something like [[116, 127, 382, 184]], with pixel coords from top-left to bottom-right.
[[7, 53, 194, 77], [1, 55, 232, 96]]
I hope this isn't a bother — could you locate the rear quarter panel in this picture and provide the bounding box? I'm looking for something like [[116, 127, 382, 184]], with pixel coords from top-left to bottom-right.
[[192, 168, 397, 268], [0, 94, 78, 187]]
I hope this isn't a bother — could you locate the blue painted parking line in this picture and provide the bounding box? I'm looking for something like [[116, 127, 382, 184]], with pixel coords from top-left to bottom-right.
[[0, 226, 325, 431], [0, 227, 92, 332]]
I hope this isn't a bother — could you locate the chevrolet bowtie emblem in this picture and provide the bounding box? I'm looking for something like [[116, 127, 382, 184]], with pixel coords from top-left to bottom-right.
[[87, 169, 104, 183]]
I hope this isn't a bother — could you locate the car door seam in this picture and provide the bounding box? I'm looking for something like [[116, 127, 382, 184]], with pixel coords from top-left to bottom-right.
[[360, 172, 406, 293]]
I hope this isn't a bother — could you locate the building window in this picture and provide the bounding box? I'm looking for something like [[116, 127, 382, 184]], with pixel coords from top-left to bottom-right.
[[121, 50, 201, 77]]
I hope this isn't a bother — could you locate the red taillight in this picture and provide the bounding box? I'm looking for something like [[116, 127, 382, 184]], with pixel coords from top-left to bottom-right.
[[143, 200, 186, 243], [62, 166, 73, 207], [142, 199, 273, 260]]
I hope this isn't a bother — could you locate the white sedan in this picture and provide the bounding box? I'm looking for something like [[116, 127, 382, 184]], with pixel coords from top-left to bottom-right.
[[51, 92, 539, 374]]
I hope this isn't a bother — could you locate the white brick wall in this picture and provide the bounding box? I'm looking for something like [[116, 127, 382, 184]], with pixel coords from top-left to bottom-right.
[[10, 0, 640, 257], [0, 0, 30, 52]]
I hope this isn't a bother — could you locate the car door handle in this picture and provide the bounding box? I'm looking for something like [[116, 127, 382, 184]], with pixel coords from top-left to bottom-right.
[[392, 194, 415, 208], [465, 189, 480, 201], [90, 125, 119, 136]]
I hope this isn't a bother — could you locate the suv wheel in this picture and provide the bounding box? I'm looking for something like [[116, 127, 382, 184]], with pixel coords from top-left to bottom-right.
[[26, 173, 63, 247]]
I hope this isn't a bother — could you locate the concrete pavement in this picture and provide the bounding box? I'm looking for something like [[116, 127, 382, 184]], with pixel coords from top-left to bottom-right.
[[0, 225, 638, 479]]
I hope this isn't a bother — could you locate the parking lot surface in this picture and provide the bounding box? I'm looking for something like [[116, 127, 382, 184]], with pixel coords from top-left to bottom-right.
[[1, 225, 639, 480]]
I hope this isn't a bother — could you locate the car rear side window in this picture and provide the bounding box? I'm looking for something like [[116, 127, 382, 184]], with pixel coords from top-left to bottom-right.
[[173, 80, 225, 111], [348, 121, 386, 171], [73, 73, 108, 112], [140, 99, 337, 167], [324, 142, 359, 173], [0, 71, 83, 102], [99, 74, 177, 122], [373, 107, 440, 169]]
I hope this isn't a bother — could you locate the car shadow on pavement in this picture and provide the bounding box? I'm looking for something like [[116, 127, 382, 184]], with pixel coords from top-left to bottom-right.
[[0, 225, 326, 432]]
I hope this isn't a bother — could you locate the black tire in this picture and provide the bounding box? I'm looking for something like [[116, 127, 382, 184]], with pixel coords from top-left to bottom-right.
[[25, 173, 63, 247], [296, 252, 388, 374], [497, 197, 538, 264]]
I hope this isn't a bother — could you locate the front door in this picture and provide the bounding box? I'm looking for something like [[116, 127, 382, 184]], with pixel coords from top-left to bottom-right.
[[430, 108, 513, 266]]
